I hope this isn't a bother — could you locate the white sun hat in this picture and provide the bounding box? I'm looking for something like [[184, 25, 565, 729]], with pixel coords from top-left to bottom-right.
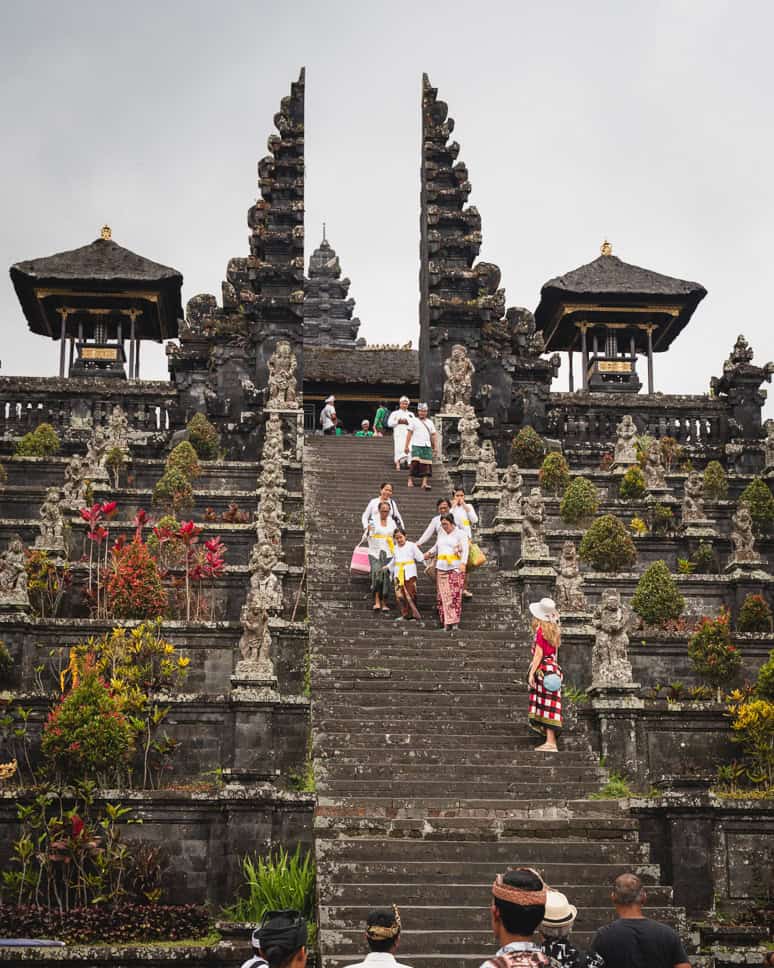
[[541, 889, 577, 927], [528, 597, 559, 622]]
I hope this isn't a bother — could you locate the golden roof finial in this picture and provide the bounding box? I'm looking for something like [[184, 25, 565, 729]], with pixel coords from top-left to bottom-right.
[[100, 225, 112, 241], [600, 239, 612, 256]]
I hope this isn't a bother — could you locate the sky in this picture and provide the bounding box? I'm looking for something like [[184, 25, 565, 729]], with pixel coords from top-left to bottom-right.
[[1, 0, 772, 412]]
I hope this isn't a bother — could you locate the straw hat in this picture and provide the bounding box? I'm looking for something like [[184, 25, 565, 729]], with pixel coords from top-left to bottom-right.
[[528, 597, 559, 623], [541, 889, 577, 927]]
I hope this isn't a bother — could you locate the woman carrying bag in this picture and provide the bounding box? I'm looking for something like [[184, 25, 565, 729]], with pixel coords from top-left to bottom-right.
[[367, 500, 396, 613], [424, 513, 468, 631], [527, 597, 563, 752]]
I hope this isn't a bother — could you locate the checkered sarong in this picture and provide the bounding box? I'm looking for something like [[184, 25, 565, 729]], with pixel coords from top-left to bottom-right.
[[528, 646, 563, 736]]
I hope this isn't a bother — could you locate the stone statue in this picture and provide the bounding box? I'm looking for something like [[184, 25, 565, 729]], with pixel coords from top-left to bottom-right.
[[61, 454, 90, 509], [256, 490, 284, 546], [441, 344, 475, 414], [0, 537, 29, 609], [475, 440, 499, 486], [263, 413, 286, 457], [725, 334, 754, 368], [497, 463, 524, 520], [84, 426, 111, 483], [237, 541, 284, 671], [35, 487, 66, 552], [613, 415, 638, 466], [457, 407, 480, 464], [267, 340, 298, 409], [764, 419, 774, 469], [521, 487, 549, 559], [555, 541, 587, 612], [106, 405, 130, 452], [259, 459, 285, 492], [591, 590, 635, 687], [507, 307, 546, 357], [682, 471, 706, 524], [729, 504, 759, 564], [643, 439, 667, 490]]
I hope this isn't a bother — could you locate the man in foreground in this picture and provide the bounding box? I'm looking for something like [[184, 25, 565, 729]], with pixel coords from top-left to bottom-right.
[[347, 906, 413, 968], [481, 867, 555, 968]]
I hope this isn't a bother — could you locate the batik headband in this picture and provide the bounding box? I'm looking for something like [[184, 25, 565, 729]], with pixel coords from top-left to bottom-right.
[[366, 905, 402, 941], [492, 871, 547, 906]]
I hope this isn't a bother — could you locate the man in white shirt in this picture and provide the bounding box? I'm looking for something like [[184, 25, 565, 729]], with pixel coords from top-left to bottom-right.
[[320, 396, 337, 435], [404, 403, 437, 490], [346, 907, 413, 968], [387, 397, 414, 470]]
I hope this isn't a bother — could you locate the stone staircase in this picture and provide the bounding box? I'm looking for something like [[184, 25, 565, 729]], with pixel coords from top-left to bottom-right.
[[304, 435, 684, 968]]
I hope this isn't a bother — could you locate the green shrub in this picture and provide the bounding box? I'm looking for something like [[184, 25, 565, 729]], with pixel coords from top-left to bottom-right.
[[739, 477, 774, 534], [152, 468, 194, 514], [166, 441, 201, 481], [41, 668, 135, 782], [737, 594, 773, 634], [688, 611, 741, 697], [631, 561, 685, 626], [578, 514, 637, 572], [560, 476, 600, 525], [0, 641, 12, 684], [105, 446, 127, 488], [659, 436, 684, 472], [107, 538, 168, 620], [588, 772, 634, 800], [186, 413, 221, 461], [14, 423, 61, 458], [146, 515, 183, 569], [691, 541, 717, 574], [0, 464, 6, 485], [651, 503, 676, 536], [756, 650, 774, 700], [510, 426, 545, 468], [619, 466, 646, 500], [539, 453, 570, 496], [703, 461, 728, 501]]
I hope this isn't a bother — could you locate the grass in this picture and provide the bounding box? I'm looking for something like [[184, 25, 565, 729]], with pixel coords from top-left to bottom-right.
[[588, 771, 635, 799]]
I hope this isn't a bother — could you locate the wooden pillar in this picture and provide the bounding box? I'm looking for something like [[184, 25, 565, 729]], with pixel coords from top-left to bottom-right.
[[57, 310, 68, 378], [581, 326, 589, 390], [568, 350, 574, 392], [134, 340, 141, 379], [647, 326, 654, 394], [68, 338, 75, 373], [128, 317, 136, 379]]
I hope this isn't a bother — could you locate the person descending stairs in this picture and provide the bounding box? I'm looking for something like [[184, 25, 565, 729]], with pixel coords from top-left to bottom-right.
[[304, 434, 684, 968]]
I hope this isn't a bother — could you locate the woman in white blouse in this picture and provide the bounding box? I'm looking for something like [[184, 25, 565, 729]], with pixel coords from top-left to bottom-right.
[[367, 500, 397, 613], [388, 528, 425, 622], [424, 514, 469, 631]]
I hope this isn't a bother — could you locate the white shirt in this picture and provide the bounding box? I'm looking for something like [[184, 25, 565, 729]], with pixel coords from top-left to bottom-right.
[[347, 952, 415, 968], [417, 514, 444, 547], [429, 527, 469, 570], [362, 497, 404, 531], [367, 516, 397, 556], [320, 403, 337, 430], [388, 540, 425, 583], [407, 415, 435, 448], [451, 502, 478, 538], [388, 408, 414, 430]]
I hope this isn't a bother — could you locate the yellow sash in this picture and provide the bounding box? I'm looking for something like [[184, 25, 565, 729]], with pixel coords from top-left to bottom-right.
[[395, 560, 412, 587], [438, 553, 460, 564], [373, 531, 395, 553]]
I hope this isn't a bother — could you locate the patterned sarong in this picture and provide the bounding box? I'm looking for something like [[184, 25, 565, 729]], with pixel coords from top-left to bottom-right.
[[410, 444, 433, 479], [528, 648, 563, 736], [436, 569, 464, 626], [369, 550, 391, 599]]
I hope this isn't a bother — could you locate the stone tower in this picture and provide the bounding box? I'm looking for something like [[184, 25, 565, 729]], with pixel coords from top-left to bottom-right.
[[303, 231, 362, 347]]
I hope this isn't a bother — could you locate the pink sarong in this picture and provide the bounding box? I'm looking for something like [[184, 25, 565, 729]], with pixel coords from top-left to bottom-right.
[[436, 569, 464, 626]]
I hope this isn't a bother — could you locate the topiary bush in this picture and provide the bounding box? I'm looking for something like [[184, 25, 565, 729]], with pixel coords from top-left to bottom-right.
[[631, 560, 685, 626], [659, 436, 684, 472], [510, 426, 545, 468], [560, 476, 600, 525], [651, 503, 676, 536], [703, 460, 728, 501], [691, 541, 717, 574], [756, 649, 774, 700], [739, 477, 774, 534], [107, 538, 168, 619], [152, 467, 194, 514], [578, 514, 637, 572], [14, 422, 61, 458], [619, 466, 646, 500], [737, 594, 773, 634], [688, 610, 741, 698], [539, 453, 570, 496], [166, 441, 201, 481], [186, 413, 221, 461]]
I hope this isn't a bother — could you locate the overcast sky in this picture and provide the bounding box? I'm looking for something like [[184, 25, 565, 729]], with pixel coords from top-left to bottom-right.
[[1, 0, 772, 412]]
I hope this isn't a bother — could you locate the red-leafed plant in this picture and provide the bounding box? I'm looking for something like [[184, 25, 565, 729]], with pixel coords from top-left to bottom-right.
[[107, 535, 167, 621], [79, 501, 118, 617]]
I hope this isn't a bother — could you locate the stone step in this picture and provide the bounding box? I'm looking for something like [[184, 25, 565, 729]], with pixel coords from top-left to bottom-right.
[[317, 780, 602, 798], [318, 764, 606, 783], [313, 816, 640, 840], [316, 838, 648, 864], [315, 797, 628, 817], [314, 747, 597, 765]]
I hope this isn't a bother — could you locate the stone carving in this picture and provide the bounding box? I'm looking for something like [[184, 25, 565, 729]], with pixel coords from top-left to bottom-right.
[[84, 427, 111, 483], [259, 459, 285, 492], [643, 439, 668, 491], [726, 334, 754, 368], [682, 471, 706, 524], [266, 340, 299, 409], [497, 464, 524, 520], [475, 440, 499, 486], [0, 537, 29, 609], [61, 454, 90, 508], [764, 419, 774, 469], [457, 407, 480, 464], [521, 488, 549, 559], [591, 590, 635, 687], [256, 490, 284, 546], [613, 415, 638, 466], [36, 487, 66, 552], [555, 541, 587, 613], [238, 541, 283, 674], [729, 504, 760, 564], [507, 307, 546, 357], [441, 344, 475, 414], [106, 405, 130, 453]]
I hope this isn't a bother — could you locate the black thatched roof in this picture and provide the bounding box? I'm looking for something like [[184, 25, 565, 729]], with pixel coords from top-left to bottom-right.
[[304, 346, 419, 386], [535, 252, 707, 352], [10, 236, 183, 340]]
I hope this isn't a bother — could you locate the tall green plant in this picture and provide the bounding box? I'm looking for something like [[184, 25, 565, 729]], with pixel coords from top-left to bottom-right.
[[14, 423, 61, 458], [739, 477, 774, 534], [560, 476, 599, 525], [703, 461, 728, 501], [631, 561, 684, 627]]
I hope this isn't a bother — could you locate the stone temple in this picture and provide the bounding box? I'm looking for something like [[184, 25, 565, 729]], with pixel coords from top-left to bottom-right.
[[0, 67, 771, 967]]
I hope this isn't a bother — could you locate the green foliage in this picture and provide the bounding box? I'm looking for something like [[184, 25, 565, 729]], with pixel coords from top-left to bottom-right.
[[658, 436, 684, 472], [538, 453, 570, 496], [703, 460, 728, 501], [756, 650, 774, 700], [222, 844, 316, 945], [739, 477, 774, 534], [24, 549, 71, 618], [619, 466, 646, 500], [579, 514, 637, 572], [737, 594, 773, 634], [677, 558, 695, 575], [510, 426, 545, 468], [146, 515, 184, 569], [166, 441, 201, 481], [0, 641, 12, 685], [41, 669, 135, 782], [562, 683, 590, 705], [186, 413, 221, 461], [560, 476, 600, 525], [688, 611, 741, 694], [691, 541, 717, 574], [631, 561, 685, 626], [588, 772, 634, 799], [107, 538, 168, 620], [728, 697, 774, 789], [105, 446, 128, 488], [651, 503, 676, 536], [152, 467, 194, 514], [14, 423, 61, 458], [0, 464, 6, 485]]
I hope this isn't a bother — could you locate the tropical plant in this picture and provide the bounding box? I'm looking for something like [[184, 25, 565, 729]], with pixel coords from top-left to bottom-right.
[[152, 468, 194, 515], [510, 426, 545, 468], [186, 413, 221, 461], [0, 464, 7, 485], [14, 423, 61, 458], [658, 436, 684, 472], [539, 453, 570, 496], [559, 476, 599, 526], [0, 641, 12, 685], [756, 649, 774, 701], [631, 561, 685, 627], [166, 441, 201, 481], [629, 516, 648, 537], [739, 477, 774, 534], [691, 541, 717, 574], [737, 594, 773, 634], [688, 611, 741, 699], [727, 697, 774, 789], [579, 514, 637, 572], [24, 549, 71, 619], [650, 503, 676, 536], [79, 501, 119, 617], [588, 772, 634, 799], [619, 466, 646, 500], [146, 515, 183, 569], [107, 537, 168, 620], [105, 446, 128, 489], [703, 460, 728, 501]]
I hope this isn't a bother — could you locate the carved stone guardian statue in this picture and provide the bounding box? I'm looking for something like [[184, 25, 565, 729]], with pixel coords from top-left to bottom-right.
[[591, 590, 636, 689], [441, 344, 475, 414], [643, 439, 668, 492], [0, 537, 30, 611], [612, 415, 638, 471], [84, 427, 111, 483], [496, 464, 524, 521], [457, 407, 480, 465], [727, 503, 762, 568], [521, 488, 550, 559], [555, 541, 587, 613], [764, 419, 774, 473], [61, 454, 90, 509], [266, 340, 299, 409], [35, 487, 66, 553], [236, 541, 284, 682], [475, 440, 499, 487], [255, 490, 284, 547]]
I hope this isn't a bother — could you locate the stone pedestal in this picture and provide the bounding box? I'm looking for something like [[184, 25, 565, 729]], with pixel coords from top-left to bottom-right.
[[434, 413, 460, 463], [724, 556, 765, 576], [470, 491, 500, 530], [588, 689, 644, 783], [492, 522, 521, 570], [231, 659, 278, 693], [610, 459, 638, 475], [456, 462, 477, 496], [684, 519, 716, 538], [513, 557, 556, 609]]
